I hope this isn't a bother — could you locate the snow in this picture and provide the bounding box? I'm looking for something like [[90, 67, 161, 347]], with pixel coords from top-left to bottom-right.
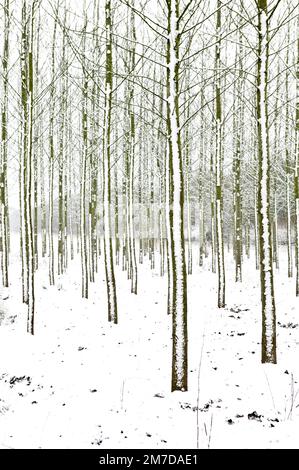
[[1, 235, 299, 448]]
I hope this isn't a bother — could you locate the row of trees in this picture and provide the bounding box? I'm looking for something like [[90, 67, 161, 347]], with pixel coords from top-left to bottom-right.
[[0, 0, 298, 391]]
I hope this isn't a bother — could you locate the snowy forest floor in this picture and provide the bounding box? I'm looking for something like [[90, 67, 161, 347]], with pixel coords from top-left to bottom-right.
[[0, 238, 299, 449]]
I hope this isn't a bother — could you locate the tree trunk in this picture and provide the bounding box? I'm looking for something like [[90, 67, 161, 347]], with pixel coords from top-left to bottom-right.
[[256, 0, 276, 364], [167, 0, 188, 392], [20, 0, 36, 334], [295, 21, 299, 295], [215, 0, 225, 307], [103, 0, 118, 323], [0, 0, 10, 287], [80, 16, 89, 299]]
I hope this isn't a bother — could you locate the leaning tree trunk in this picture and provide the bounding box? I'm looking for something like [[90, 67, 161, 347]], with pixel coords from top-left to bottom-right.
[[256, 0, 276, 364]]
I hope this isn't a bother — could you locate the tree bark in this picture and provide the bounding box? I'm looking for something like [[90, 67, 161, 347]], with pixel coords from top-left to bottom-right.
[[167, 0, 188, 392], [215, 0, 225, 307], [103, 0, 118, 323], [256, 0, 277, 364]]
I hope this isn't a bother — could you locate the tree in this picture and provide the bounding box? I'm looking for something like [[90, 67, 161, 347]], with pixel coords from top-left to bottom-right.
[[20, 0, 37, 334], [103, 0, 118, 323], [256, 0, 277, 363], [295, 17, 299, 295], [215, 0, 226, 306], [48, 7, 58, 287], [166, 0, 188, 392], [0, 0, 10, 288], [80, 8, 89, 299]]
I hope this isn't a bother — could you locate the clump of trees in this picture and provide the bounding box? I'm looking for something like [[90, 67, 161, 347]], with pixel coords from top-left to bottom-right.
[[0, 0, 298, 390]]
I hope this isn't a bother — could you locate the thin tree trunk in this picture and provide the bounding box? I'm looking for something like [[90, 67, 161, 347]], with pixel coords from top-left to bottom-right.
[[48, 12, 57, 287], [167, 0, 188, 392], [295, 19, 299, 295], [272, 62, 281, 270], [215, 0, 225, 307], [80, 14, 89, 299], [103, 0, 117, 323], [256, 0, 276, 364], [285, 30, 293, 278], [0, 0, 10, 287], [20, 0, 36, 334]]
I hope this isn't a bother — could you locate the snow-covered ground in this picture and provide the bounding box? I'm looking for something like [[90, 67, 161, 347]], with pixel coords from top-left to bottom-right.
[[0, 237, 299, 449]]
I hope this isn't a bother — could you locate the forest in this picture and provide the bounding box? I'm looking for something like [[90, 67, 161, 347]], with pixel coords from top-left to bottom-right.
[[0, 0, 298, 449]]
